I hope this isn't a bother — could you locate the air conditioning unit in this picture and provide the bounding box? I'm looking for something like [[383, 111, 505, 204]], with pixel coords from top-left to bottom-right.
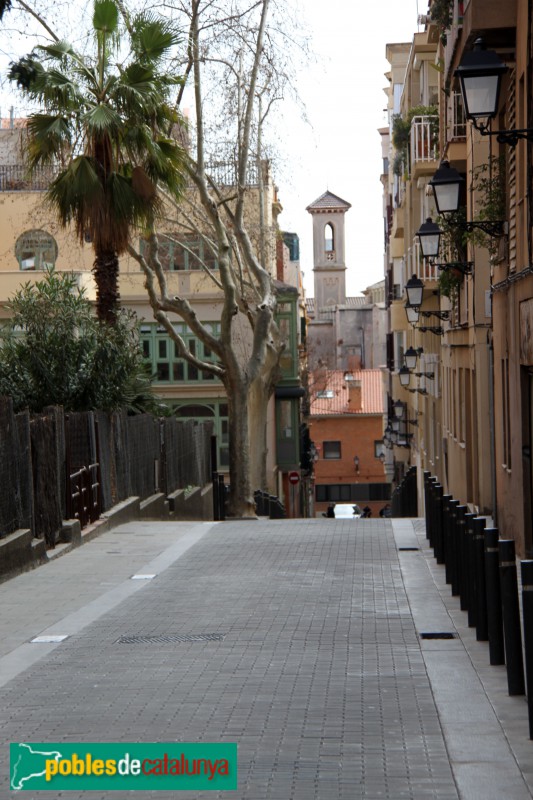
[[418, 14, 431, 25]]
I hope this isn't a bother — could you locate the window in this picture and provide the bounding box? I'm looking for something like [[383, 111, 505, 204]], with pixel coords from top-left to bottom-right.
[[15, 230, 58, 270], [323, 441, 341, 459], [140, 234, 217, 271], [324, 222, 334, 253], [140, 322, 221, 384], [316, 483, 391, 502], [172, 401, 229, 467], [316, 390, 334, 399]]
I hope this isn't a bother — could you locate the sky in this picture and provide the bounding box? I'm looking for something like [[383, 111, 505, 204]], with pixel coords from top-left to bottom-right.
[[0, 0, 426, 298], [277, 0, 427, 298]]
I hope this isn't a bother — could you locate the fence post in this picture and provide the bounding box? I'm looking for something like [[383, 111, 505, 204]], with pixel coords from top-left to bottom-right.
[[499, 540, 525, 695], [520, 560, 533, 739], [484, 528, 505, 666]]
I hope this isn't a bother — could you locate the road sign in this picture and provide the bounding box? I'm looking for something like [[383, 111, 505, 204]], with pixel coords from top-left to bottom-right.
[[288, 471, 300, 485]]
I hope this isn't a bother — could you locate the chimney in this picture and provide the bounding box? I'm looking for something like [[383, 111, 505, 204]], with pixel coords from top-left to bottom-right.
[[345, 373, 362, 411]]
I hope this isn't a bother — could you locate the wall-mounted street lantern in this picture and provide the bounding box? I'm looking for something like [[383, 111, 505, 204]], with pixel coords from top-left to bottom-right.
[[404, 346, 419, 370], [428, 160, 464, 216], [405, 274, 425, 307], [455, 39, 533, 147], [393, 400, 404, 419], [416, 218, 441, 260], [399, 366, 411, 387], [428, 161, 506, 237], [405, 303, 420, 325]]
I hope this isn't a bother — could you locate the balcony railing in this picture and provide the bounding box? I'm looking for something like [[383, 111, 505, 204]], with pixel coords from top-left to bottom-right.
[[408, 237, 438, 282], [0, 164, 59, 191], [447, 92, 466, 141], [410, 117, 439, 166], [0, 160, 261, 192]]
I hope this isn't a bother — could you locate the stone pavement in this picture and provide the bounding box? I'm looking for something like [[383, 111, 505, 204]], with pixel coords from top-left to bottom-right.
[[0, 517, 531, 799]]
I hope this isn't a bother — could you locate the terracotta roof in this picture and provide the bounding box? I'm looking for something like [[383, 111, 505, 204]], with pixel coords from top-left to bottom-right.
[[306, 296, 368, 315], [309, 369, 385, 416], [306, 191, 352, 212]]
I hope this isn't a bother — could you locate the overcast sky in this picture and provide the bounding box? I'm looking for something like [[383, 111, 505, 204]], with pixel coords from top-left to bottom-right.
[[0, 0, 426, 298], [278, 0, 427, 298]]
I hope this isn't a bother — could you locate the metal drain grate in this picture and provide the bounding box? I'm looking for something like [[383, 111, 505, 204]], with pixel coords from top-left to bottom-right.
[[419, 632, 457, 640], [116, 633, 225, 644], [398, 547, 420, 551]]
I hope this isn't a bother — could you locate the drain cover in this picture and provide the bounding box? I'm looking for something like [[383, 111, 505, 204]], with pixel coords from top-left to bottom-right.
[[116, 633, 225, 644], [419, 632, 457, 640], [398, 547, 420, 551]]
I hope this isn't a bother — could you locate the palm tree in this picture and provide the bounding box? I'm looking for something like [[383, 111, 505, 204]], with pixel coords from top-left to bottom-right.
[[9, 0, 186, 323]]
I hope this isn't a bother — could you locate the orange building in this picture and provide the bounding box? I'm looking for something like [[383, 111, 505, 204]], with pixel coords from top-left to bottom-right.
[[309, 369, 389, 517]]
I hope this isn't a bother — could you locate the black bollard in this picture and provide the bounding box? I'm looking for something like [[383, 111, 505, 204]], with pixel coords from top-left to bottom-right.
[[424, 472, 432, 545], [464, 513, 476, 626], [520, 561, 533, 739], [442, 495, 453, 585], [484, 528, 505, 665], [449, 501, 461, 597], [218, 473, 226, 520], [212, 471, 220, 520], [499, 540, 525, 695], [473, 517, 488, 641], [434, 484, 444, 565]]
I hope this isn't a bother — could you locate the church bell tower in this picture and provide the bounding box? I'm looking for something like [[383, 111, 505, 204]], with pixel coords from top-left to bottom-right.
[[306, 191, 351, 310]]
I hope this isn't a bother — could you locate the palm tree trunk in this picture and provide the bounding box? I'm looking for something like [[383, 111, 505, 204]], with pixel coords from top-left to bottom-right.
[[93, 250, 120, 324]]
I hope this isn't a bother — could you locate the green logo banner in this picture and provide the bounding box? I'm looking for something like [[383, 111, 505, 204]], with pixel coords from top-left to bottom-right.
[[10, 742, 237, 791]]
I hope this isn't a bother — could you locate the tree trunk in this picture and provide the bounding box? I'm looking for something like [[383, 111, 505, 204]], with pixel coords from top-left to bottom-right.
[[93, 250, 120, 324], [226, 376, 256, 518], [248, 375, 270, 491]]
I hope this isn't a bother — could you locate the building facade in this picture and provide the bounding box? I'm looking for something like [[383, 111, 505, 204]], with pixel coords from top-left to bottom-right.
[[384, 0, 533, 556]]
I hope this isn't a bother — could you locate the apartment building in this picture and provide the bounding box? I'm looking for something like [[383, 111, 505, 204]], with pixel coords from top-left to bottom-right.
[[384, 0, 533, 556]]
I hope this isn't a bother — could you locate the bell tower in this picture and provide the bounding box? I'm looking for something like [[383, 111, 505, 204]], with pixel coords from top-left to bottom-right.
[[306, 191, 351, 310]]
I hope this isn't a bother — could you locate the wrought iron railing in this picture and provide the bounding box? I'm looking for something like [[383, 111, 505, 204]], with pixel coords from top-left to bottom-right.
[[410, 116, 439, 165], [0, 164, 58, 191]]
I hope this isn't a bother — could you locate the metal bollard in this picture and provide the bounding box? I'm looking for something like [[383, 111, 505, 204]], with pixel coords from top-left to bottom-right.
[[218, 473, 226, 521], [520, 561, 533, 739], [451, 501, 463, 597], [464, 513, 476, 627], [484, 528, 505, 665], [442, 495, 453, 585], [434, 484, 444, 565], [447, 500, 460, 594], [473, 517, 488, 641], [423, 472, 432, 545], [499, 540, 525, 695]]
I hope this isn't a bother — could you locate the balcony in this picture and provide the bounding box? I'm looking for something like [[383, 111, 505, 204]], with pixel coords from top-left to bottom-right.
[[410, 117, 439, 177], [407, 238, 438, 284], [0, 165, 58, 192]]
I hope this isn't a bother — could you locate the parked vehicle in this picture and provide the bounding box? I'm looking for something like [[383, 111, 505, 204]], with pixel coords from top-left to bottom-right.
[[332, 503, 363, 519]]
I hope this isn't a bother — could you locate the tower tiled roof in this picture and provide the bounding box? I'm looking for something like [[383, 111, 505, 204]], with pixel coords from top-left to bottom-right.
[[306, 296, 368, 315], [309, 369, 384, 416], [306, 191, 352, 212]]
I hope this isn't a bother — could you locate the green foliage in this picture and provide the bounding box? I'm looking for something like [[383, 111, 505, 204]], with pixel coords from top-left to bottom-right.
[[430, 0, 454, 44], [8, 0, 187, 323], [392, 105, 439, 176], [468, 155, 506, 256], [0, 269, 164, 414], [438, 267, 462, 300]]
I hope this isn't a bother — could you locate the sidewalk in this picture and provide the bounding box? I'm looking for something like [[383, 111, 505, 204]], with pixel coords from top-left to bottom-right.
[[0, 517, 531, 799]]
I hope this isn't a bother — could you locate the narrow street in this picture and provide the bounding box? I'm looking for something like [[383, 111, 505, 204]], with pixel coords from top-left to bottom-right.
[[1, 518, 531, 799]]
